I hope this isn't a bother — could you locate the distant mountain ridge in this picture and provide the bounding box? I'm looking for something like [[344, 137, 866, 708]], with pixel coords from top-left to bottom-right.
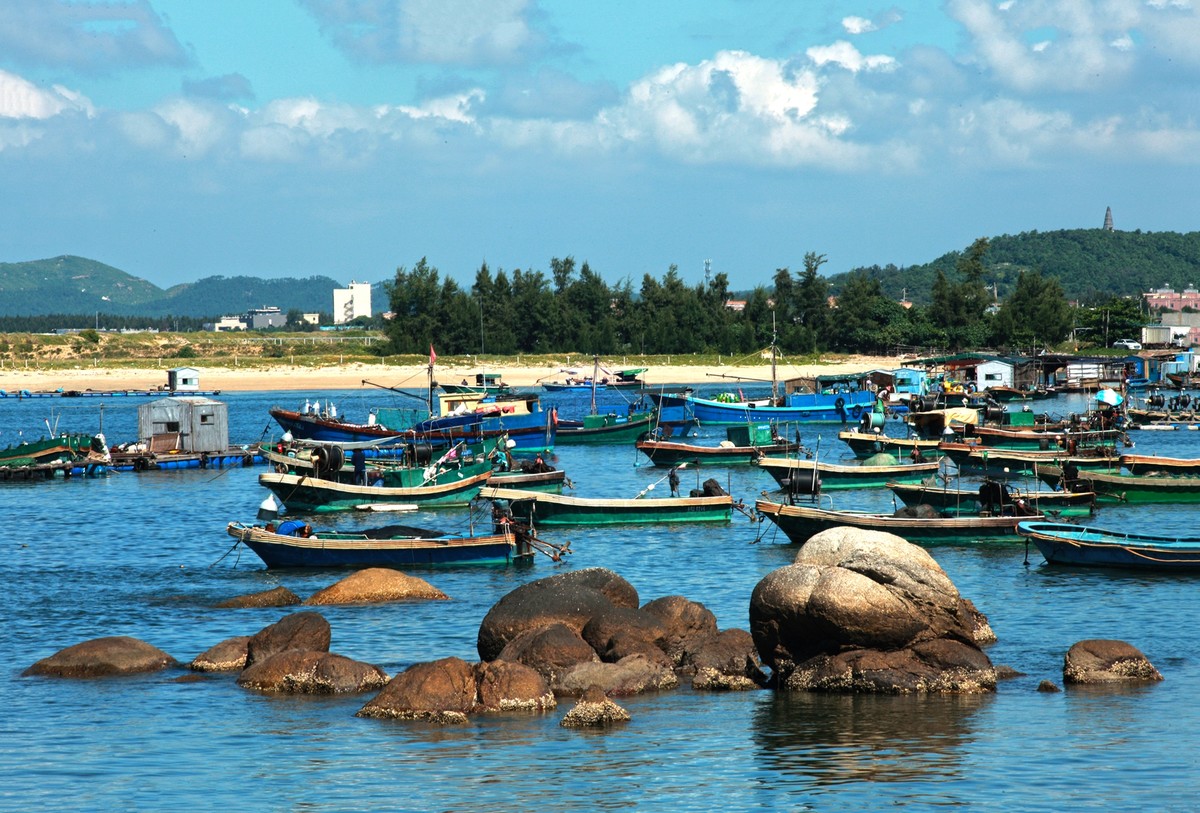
[[826, 228, 1200, 305], [0, 255, 373, 318]]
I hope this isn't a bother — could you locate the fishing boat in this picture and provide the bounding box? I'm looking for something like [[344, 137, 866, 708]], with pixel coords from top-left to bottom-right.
[[755, 455, 942, 491], [965, 424, 1124, 451], [636, 424, 799, 467], [552, 357, 656, 444], [984, 385, 1053, 402], [887, 480, 1096, 516], [0, 432, 96, 468], [755, 499, 1041, 544], [1017, 521, 1200, 570], [936, 442, 1119, 477], [258, 465, 494, 513], [482, 486, 735, 526], [225, 521, 545, 568], [1119, 454, 1200, 476], [608, 368, 648, 389], [439, 372, 515, 396], [270, 405, 407, 444], [1035, 465, 1200, 504], [836, 429, 943, 460]]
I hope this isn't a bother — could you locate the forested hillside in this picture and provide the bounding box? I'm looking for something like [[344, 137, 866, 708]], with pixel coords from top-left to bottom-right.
[[0, 255, 354, 317], [830, 228, 1200, 304]]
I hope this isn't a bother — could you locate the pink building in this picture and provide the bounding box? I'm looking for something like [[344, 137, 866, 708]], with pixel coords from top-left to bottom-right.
[[1144, 285, 1200, 312]]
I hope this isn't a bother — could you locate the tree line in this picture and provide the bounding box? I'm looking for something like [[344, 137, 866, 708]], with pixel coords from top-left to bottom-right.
[[381, 240, 1145, 358]]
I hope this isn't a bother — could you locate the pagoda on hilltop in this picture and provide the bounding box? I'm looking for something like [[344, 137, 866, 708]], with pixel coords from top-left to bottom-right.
[[1103, 206, 1114, 231]]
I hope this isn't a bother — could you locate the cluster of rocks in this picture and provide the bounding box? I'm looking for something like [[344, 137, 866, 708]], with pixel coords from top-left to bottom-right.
[[22, 529, 1166, 728]]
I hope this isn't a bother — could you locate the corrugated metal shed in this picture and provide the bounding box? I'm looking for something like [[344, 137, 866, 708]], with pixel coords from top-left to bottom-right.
[[137, 396, 229, 452]]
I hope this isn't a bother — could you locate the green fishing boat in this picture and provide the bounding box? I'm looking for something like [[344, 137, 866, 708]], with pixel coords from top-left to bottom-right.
[[637, 424, 799, 467], [937, 442, 1119, 477], [836, 430, 942, 460], [258, 466, 494, 512], [0, 433, 95, 468], [482, 486, 734, 526], [1036, 465, 1200, 504], [755, 455, 942, 491], [555, 410, 655, 444], [886, 480, 1096, 516]]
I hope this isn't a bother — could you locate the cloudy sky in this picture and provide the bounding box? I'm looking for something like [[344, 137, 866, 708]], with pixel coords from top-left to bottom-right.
[[1, 1, 1197, 290]]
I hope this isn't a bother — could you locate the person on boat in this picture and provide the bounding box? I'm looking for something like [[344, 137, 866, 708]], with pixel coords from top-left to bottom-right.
[[669, 467, 681, 497], [351, 447, 367, 485]]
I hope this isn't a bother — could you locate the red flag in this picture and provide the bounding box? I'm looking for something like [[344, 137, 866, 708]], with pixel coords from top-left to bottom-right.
[[429, 345, 437, 366]]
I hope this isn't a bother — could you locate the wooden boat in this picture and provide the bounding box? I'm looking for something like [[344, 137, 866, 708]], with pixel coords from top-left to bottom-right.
[[439, 372, 514, 396], [1035, 465, 1200, 504], [1017, 521, 1200, 570], [258, 467, 494, 512], [887, 480, 1095, 516], [608, 368, 648, 389], [965, 424, 1123, 450], [488, 467, 567, 493], [482, 486, 734, 526], [937, 442, 1119, 477], [755, 456, 941, 491], [0, 433, 95, 468], [984, 386, 1053, 402], [226, 521, 538, 568], [1119, 454, 1200, 476], [555, 410, 655, 444], [637, 424, 800, 467], [755, 499, 1041, 544], [837, 429, 943, 460]]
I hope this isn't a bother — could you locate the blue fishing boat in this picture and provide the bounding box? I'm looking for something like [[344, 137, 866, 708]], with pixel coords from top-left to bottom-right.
[[1017, 521, 1200, 570]]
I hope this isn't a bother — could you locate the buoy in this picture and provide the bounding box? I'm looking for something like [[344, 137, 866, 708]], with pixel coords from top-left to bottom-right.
[[258, 494, 282, 520]]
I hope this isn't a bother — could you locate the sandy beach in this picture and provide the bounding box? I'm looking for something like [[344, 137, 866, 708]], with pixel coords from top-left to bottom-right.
[[0, 355, 901, 394]]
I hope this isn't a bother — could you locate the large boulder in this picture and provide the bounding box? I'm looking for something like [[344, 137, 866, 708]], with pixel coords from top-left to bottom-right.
[[23, 636, 176, 678], [190, 636, 251, 672], [474, 660, 556, 712], [1063, 639, 1163, 685], [554, 653, 679, 697], [304, 568, 448, 605], [237, 650, 388, 694], [680, 628, 768, 689], [357, 657, 478, 723], [580, 606, 667, 662], [749, 527, 995, 693], [245, 611, 331, 668], [214, 586, 302, 609], [477, 569, 638, 661], [641, 595, 720, 665], [495, 623, 600, 684]]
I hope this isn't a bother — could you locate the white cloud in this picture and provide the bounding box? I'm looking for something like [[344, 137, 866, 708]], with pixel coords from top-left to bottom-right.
[[807, 41, 898, 73], [842, 15, 877, 34], [0, 69, 93, 119]]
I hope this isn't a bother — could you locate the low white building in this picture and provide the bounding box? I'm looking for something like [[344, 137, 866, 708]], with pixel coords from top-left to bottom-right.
[[207, 316, 247, 331], [334, 281, 372, 324]]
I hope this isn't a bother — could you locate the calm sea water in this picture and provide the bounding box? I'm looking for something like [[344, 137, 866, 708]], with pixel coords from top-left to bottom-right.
[[3, 385, 1199, 812]]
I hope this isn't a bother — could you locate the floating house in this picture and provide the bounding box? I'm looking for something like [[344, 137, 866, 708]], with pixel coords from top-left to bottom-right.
[[137, 396, 230, 453], [167, 367, 201, 392]]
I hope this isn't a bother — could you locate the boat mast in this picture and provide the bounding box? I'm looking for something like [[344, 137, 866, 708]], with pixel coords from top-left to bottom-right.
[[771, 312, 778, 403], [427, 348, 436, 415], [591, 354, 599, 415]]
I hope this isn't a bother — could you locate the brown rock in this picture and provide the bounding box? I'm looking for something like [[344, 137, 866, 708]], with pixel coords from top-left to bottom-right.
[[679, 628, 767, 686], [581, 606, 667, 661], [191, 636, 251, 672], [784, 639, 996, 694], [560, 684, 631, 728], [496, 623, 601, 683], [1063, 639, 1163, 685], [23, 636, 176, 678], [477, 569, 636, 661], [641, 595, 719, 664], [554, 653, 679, 697], [357, 656, 478, 721], [214, 586, 302, 609], [237, 650, 388, 694], [474, 660, 556, 712], [245, 611, 331, 668], [304, 568, 448, 605]]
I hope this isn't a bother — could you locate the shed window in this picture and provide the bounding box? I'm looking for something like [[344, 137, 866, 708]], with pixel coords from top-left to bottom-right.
[[984, 373, 1001, 381]]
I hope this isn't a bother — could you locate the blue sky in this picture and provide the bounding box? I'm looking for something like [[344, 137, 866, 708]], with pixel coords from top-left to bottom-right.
[[1, 1, 1197, 291]]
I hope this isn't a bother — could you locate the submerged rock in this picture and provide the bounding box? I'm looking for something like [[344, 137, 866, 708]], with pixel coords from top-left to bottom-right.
[[560, 684, 631, 728], [237, 650, 388, 694], [1063, 639, 1163, 685], [245, 611, 331, 668], [214, 586, 301, 609], [190, 636, 251, 672], [23, 636, 176, 678], [304, 568, 448, 605]]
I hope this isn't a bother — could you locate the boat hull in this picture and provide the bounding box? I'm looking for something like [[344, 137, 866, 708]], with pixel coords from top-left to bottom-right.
[[755, 499, 1039, 544], [227, 523, 518, 568], [688, 391, 876, 424], [555, 412, 654, 445], [1018, 521, 1200, 569], [837, 430, 942, 460], [1036, 466, 1200, 504], [636, 439, 800, 467], [259, 469, 492, 512], [756, 457, 941, 490], [484, 487, 732, 526], [887, 482, 1095, 516]]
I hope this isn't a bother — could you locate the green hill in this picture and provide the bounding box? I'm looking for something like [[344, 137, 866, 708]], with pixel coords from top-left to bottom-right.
[[828, 228, 1200, 305], [0, 255, 372, 318]]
